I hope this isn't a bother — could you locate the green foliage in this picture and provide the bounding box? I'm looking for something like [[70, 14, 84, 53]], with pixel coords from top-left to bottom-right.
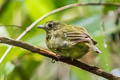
[[71, 66, 91, 80], [0, 0, 120, 80], [25, 0, 55, 20]]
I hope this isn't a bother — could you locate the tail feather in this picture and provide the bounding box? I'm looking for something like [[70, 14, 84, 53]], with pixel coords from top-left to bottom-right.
[[93, 46, 102, 54]]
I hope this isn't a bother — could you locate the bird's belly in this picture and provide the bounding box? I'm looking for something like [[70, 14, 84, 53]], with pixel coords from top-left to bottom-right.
[[57, 43, 89, 59], [46, 37, 89, 59]]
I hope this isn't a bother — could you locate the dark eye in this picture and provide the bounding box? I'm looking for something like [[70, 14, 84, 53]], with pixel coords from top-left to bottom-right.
[[48, 23, 53, 27]]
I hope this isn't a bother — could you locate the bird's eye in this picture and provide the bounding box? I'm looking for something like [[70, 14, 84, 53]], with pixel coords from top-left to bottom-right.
[[48, 23, 53, 28]]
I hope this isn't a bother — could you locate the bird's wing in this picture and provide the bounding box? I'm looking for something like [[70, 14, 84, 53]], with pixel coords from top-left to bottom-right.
[[59, 25, 101, 53], [62, 25, 97, 45]]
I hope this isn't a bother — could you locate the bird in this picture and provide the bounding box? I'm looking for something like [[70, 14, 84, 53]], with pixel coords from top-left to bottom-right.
[[37, 20, 102, 59]]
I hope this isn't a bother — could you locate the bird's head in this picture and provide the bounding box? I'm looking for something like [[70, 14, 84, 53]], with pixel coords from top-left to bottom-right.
[[37, 21, 65, 32]]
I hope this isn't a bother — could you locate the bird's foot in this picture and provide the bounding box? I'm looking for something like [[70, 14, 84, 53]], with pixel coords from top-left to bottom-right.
[[51, 59, 56, 63]]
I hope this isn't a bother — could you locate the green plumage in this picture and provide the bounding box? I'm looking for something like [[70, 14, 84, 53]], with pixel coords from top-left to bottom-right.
[[37, 21, 101, 59]]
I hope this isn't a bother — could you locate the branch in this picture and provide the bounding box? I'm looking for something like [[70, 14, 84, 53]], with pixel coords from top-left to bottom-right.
[[0, 37, 120, 80], [1, 2, 120, 64]]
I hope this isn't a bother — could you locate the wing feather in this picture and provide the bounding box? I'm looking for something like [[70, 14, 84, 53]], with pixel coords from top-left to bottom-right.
[[62, 25, 97, 45]]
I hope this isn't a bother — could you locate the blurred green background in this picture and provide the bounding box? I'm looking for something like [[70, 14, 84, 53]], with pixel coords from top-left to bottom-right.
[[0, 0, 120, 80]]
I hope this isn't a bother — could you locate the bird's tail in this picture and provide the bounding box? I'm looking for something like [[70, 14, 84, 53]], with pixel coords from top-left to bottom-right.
[[93, 46, 102, 54]]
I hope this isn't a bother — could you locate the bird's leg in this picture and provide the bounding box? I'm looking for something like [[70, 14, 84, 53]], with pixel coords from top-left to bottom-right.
[[71, 58, 74, 61], [56, 54, 61, 60], [51, 53, 61, 63], [51, 59, 56, 63]]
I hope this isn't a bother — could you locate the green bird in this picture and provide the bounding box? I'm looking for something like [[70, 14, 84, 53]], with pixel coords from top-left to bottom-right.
[[37, 21, 101, 59]]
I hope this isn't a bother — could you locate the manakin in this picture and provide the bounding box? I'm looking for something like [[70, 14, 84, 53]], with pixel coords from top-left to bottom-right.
[[37, 21, 102, 59]]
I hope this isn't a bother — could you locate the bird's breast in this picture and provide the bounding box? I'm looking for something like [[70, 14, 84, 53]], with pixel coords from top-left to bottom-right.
[[46, 33, 64, 51]]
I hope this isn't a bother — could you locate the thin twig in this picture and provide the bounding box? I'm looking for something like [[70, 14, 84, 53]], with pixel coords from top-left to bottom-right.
[[0, 37, 120, 80], [0, 2, 120, 63]]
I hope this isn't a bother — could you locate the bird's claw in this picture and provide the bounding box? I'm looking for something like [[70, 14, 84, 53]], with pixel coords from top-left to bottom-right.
[[51, 59, 56, 63]]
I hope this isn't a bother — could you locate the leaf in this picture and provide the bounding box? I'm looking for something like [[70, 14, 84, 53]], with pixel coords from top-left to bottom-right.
[[71, 66, 91, 80], [0, 26, 9, 37], [111, 68, 120, 77], [25, 0, 56, 21], [70, 15, 102, 35], [0, 0, 23, 24], [103, 0, 120, 14], [95, 36, 112, 71]]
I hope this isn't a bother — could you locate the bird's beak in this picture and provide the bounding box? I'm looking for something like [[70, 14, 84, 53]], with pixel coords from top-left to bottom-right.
[[37, 25, 45, 29]]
